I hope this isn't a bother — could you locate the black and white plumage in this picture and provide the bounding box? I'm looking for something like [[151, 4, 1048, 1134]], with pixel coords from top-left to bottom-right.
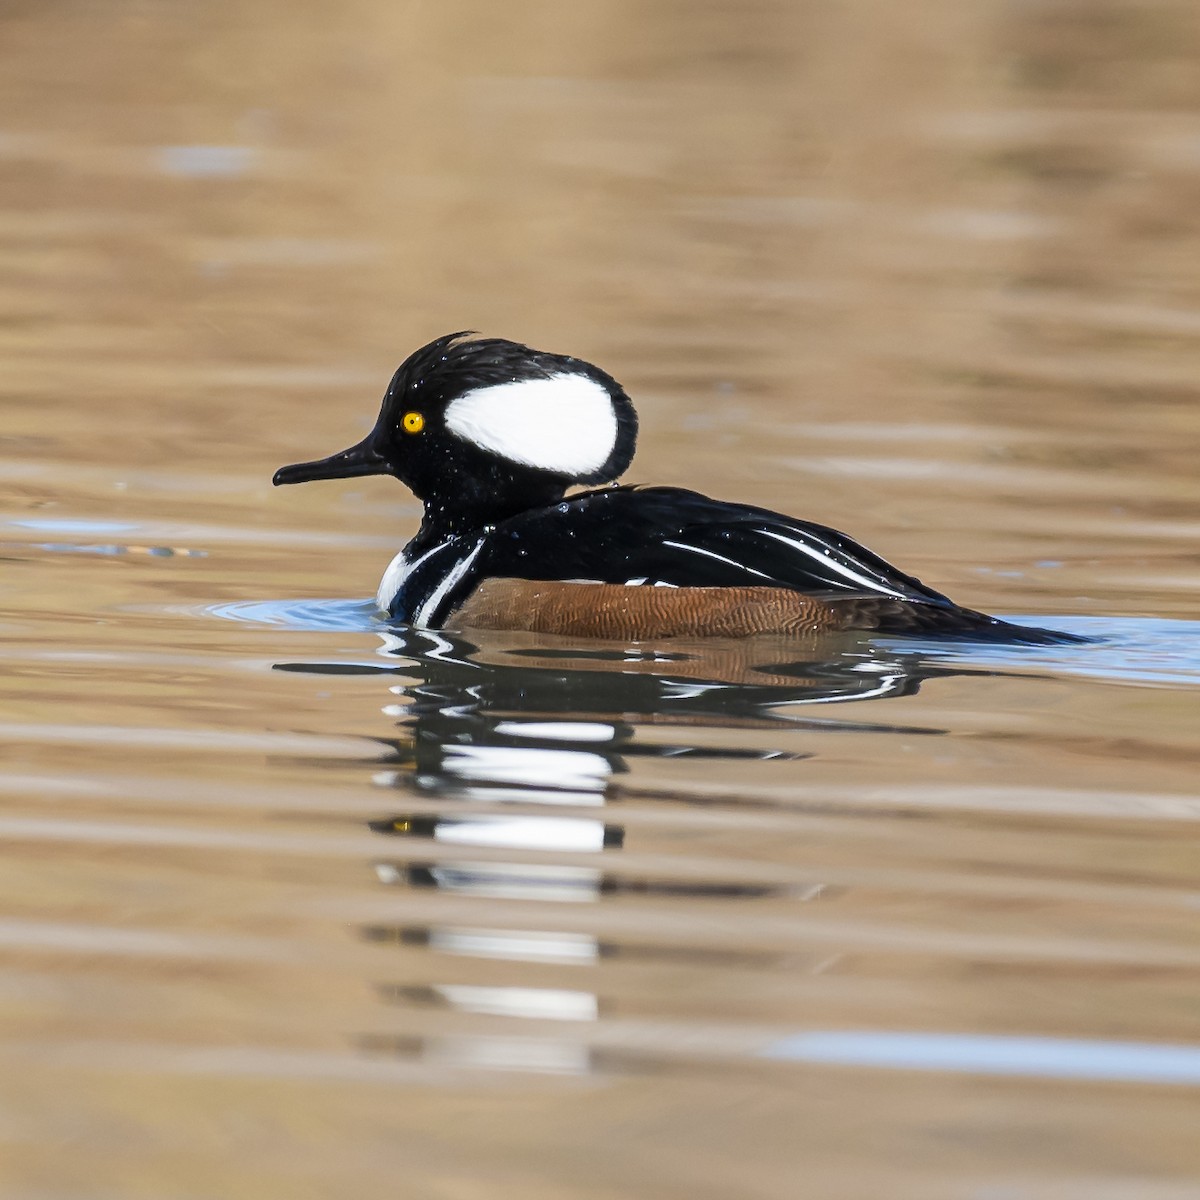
[[378, 485, 954, 628], [274, 332, 1080, 644]]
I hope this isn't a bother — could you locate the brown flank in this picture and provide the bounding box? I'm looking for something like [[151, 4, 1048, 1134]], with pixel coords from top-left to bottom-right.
[[446, 578, 997, 639]]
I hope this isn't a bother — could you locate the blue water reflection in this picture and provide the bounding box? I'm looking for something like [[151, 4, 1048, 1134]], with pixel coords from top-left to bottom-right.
[[762, 1030, 1200, 1086]]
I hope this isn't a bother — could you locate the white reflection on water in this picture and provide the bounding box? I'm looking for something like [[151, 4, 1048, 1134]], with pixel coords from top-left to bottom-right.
[[425, 926, 600, 965], [761, 1031, 1200, 1086], [431, 984, 598, 1021], [421, 816, 608, 853], [494, 721, 619, 742], [439, 744, 614, 790]]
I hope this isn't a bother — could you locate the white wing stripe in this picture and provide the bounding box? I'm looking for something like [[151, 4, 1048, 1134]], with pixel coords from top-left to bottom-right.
[[660, 540, 773, 580], [757, 529, 905, 596]]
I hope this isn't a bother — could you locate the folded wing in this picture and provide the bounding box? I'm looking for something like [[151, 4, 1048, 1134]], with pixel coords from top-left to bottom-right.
[[533, 487, 954, 605]]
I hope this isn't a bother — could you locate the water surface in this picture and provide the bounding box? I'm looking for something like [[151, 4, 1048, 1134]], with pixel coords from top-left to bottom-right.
[[2, 1, 1200, 1197]]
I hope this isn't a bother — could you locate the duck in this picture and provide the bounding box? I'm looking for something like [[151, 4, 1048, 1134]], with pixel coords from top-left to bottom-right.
[[273, 331, 1080, 644]]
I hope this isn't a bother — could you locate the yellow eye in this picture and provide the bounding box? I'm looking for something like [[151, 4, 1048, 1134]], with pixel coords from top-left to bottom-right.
[[402, 411, 425, 434]]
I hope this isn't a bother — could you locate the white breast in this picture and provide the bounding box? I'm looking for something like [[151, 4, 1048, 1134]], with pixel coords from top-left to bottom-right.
[[376, 549, 413, 612]]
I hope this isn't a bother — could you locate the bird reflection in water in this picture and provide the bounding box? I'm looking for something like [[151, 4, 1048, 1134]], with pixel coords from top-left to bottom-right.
[[275, 626, 957, 1075]]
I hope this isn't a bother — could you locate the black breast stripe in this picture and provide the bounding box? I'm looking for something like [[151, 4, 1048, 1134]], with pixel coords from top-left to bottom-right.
[[388, 536, 488, 625]]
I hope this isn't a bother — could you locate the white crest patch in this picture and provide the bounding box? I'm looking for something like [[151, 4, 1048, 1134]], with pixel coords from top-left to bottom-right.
[[444, 374, 618, 476]]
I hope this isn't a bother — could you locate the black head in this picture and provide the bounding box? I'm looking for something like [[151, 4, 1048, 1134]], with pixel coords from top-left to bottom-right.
[[273, 332, 638, 534]]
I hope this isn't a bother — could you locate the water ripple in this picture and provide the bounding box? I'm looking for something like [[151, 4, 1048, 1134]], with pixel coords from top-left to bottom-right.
[[208, 599, 1200, 689]]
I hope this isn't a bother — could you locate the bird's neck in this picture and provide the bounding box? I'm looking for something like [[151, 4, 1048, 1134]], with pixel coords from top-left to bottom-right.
[[409, 479, 567, 550]]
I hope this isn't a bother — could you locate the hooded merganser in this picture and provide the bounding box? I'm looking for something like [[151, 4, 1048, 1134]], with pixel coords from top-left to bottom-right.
[[273, 332, 1078, 644]]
